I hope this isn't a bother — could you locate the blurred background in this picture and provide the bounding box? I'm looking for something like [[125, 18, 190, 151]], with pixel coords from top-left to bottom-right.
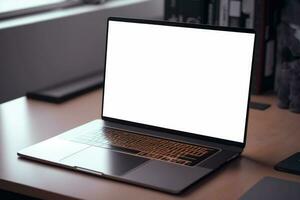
[[0, 0, 299, 112]]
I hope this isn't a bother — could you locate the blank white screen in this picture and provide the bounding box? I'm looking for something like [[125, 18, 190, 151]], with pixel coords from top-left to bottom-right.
[[103, 20, 255, 143]]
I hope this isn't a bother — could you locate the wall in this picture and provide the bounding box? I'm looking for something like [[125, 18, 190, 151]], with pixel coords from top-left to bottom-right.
[[0, 0, 164, 103]]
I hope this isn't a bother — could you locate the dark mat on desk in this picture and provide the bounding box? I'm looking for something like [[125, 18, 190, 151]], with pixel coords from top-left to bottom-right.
[[240, 176, 300, 200], [275, 152, 300, 175], [249, 102, 271, 110], [27, 72, 103, 103], [0, 189, 39, 200]]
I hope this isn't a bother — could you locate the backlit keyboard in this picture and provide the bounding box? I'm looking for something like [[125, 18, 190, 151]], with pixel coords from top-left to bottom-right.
[[63, 127, 219, 166]]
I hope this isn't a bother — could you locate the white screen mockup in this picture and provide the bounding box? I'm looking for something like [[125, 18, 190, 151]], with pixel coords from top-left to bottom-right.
[[103, 20, 255, 143]]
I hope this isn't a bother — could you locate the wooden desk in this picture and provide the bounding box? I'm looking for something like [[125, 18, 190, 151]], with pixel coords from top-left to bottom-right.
[[0, 90, 300, 200]]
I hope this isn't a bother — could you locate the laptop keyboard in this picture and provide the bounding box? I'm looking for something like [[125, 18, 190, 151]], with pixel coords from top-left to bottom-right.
[[62, 127, 219, 166]]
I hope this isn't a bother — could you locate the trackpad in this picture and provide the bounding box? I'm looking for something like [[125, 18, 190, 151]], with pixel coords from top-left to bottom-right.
[[123, 160, 212, 193], [60, 146, 148, 176]]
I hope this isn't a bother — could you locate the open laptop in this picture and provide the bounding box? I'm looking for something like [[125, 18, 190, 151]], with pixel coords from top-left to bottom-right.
[[18, 17, 255, 194]]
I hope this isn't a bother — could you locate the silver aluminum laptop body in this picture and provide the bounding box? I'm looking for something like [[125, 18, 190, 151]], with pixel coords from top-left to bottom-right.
[[18, 17, 255, 194]]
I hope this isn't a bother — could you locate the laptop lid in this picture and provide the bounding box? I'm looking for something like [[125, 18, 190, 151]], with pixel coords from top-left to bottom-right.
[[101, 17, 255, 147]]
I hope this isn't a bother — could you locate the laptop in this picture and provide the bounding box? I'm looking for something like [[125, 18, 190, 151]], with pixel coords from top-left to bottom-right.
[[18, 17, 256, 194]]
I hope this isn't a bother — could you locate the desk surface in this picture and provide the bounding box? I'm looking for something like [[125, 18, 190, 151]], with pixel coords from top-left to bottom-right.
[[1, 90, 300, 200]]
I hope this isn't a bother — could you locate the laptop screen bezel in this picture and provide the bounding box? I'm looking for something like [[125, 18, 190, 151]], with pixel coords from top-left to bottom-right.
[[101, 17, 256, 148]]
